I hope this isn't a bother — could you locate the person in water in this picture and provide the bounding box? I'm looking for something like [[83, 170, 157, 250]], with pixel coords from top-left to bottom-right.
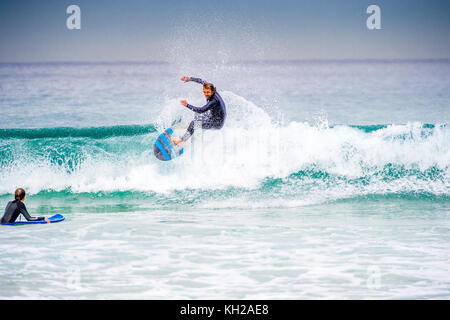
[[171, 76, 227, 146], [1, 188, 50, 224]]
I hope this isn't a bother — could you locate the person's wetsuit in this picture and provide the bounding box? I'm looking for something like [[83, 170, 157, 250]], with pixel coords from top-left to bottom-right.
[[1, 200, 45, 224], [181, 77, 227, 142]]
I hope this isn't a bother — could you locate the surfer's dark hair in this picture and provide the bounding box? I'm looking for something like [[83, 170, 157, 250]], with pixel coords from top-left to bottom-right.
[[14, 188, 26, 201], [203, 82, 216, 94]]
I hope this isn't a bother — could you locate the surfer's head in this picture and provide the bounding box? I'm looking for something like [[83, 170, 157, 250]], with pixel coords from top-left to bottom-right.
[[14, 188, 26, 201], [203, 82, 216, 100]]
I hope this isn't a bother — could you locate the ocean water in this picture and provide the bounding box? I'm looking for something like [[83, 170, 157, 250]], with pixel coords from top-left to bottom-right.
[[0, 60, 449, 299]]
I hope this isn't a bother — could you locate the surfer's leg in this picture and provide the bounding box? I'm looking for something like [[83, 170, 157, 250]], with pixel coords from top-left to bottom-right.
[[171, 121, 195, 145], [177, 115, 221, 144], [180, 120, 195, 142], [180, 114, 208, 142]]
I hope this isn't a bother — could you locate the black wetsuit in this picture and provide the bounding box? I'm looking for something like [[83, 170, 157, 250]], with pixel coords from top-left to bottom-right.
[[1, 200, 44, 224], [181, 77, 227, 142]]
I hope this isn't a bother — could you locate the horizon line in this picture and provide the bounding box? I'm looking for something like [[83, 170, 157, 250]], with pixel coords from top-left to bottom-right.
[[0, 58, 449, 65]]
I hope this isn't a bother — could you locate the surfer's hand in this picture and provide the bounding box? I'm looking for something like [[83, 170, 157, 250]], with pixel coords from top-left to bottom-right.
[[180, 100, 188, 107], [44, 217, 50, 223], [180, 76, 190, 82]]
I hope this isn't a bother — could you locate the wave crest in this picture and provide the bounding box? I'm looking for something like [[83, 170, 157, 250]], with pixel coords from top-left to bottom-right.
[[0, 93, 448, 204]]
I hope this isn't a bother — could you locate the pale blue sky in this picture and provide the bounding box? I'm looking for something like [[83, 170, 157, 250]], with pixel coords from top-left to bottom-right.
[[0, 0, 449, 62]]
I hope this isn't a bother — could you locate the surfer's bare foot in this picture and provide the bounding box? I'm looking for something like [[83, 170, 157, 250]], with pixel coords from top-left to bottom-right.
[[171, 137, 183, 146]]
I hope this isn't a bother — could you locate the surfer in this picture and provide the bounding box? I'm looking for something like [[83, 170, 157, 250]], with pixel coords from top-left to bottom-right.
[[171, 76, 227, 145], [1, 188, 50, 224]]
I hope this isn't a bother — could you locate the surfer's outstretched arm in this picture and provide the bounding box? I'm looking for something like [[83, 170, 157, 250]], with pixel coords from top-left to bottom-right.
[[181, 76, 205, 85], [189, 77, 205, 85], [18, 202, 45, 222]]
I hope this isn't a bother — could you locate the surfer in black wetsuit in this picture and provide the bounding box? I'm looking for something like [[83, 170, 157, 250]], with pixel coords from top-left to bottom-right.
[[171, 76, 226, 145], [1, 188, 50, 224]]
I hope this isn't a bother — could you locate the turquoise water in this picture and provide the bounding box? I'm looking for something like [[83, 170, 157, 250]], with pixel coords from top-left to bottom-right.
[[0, 61, 449, 299]]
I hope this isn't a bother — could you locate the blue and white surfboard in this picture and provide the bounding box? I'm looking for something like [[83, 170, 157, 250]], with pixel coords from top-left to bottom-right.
[[153, 128, 184, 161], [3, 214, 65, 226]]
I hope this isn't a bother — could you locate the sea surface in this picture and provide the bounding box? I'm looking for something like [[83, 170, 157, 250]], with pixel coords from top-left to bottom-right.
[[0, 60, 449, 299]]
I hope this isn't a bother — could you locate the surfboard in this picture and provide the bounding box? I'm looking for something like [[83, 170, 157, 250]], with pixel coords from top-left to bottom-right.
[[3, 214, 65, 226], [153, 127, 184, 161]]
